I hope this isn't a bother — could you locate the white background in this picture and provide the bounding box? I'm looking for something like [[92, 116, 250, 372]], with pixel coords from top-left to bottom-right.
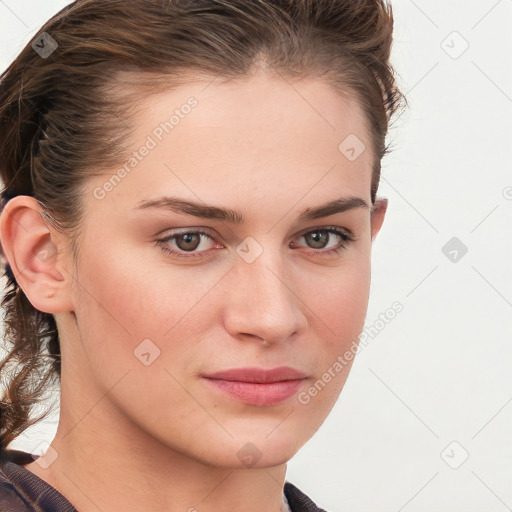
[[1, 1, 511, 511]]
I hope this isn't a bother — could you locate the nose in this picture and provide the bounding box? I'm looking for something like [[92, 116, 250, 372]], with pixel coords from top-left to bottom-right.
[[222, 250, 307, 346]]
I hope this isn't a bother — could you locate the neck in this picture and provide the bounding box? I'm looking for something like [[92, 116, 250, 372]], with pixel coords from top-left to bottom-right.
[[23, 366, 288, 512]]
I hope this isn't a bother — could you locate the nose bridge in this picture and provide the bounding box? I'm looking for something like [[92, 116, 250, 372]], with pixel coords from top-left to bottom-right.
[[248, 256, 289, 310], [223, 243, 306, 342]]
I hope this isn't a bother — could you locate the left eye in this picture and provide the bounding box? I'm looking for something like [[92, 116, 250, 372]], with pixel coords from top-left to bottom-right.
[[155, 226, 355, 259], [290, 227, 355, 256]]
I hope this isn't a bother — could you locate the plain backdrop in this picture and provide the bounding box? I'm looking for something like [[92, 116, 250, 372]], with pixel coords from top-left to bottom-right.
[[0, 1, 511, 511]]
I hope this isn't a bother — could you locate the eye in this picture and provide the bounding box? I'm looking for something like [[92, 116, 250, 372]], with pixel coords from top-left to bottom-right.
[[155, 228, 220, 259], [291, 227, 356, 256], [155, 226, 356, 260]]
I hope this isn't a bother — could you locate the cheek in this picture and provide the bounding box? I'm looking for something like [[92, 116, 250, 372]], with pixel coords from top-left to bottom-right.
[[300, 251, 371, 391], [308, 254, 371, 341], [284, 257, 371, 437], [71, 245, 219, 376]]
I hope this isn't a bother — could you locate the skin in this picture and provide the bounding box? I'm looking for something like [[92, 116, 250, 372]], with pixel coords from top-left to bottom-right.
[[0, 67, 387, 512]]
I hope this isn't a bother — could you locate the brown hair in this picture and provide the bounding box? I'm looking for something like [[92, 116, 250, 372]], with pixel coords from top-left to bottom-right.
[[0, 0, 405, 449]]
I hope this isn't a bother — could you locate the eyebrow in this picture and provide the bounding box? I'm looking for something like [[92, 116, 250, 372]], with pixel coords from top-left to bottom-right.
[[134, 195, 369, 224]]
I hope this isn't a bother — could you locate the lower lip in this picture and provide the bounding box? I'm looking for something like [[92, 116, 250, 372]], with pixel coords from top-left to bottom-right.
[[203, 378, 305, 406]]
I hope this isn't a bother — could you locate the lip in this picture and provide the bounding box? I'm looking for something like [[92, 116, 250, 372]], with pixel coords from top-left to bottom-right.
[[204, 366, 307, 383], [202, 366, 308, 406]]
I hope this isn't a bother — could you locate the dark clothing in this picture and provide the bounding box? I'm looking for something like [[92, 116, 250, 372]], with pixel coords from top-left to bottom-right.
[[0, 448, 327, 512]]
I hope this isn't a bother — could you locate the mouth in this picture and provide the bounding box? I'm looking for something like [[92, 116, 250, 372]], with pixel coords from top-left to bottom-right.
[[202, 366, 308, 406]]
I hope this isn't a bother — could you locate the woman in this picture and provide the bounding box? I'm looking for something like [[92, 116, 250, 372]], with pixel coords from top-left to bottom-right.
[[0, 0, 405, 510]]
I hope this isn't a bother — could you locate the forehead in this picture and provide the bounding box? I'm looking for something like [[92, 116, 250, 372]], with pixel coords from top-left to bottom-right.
[[86, 70, 373, 217]]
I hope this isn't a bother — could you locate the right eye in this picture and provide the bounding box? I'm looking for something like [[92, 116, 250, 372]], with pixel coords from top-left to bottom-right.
[[155, 228, 222, 258]]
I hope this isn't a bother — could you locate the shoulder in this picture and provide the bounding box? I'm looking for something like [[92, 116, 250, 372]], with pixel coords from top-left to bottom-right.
[[0, 456, 38, 511], [284, 481, 329, 512], [0, 448, 77, 512]]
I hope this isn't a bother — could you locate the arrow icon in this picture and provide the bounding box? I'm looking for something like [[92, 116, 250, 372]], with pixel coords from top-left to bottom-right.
[[134, 338, 161, 366], [440, 31, 469, 59], [441, 237, 468, 263], [31, 32, 58, 58], [338, 134, 365, 161], [441, 440, 469, 469], [236, 442, 262, 467], [236, 237, 263, 263]]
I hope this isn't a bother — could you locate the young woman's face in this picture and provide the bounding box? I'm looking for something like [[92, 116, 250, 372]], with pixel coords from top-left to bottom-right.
[[64, 68, 385, 468]]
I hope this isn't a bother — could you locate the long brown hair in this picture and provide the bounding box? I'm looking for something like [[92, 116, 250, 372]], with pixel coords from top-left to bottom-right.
[[0, 0, 405, 450]]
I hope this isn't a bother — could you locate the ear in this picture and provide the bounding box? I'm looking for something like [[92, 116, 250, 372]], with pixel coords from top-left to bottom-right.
[[0, 195, 73, 314], [370, 197, 388, 242]]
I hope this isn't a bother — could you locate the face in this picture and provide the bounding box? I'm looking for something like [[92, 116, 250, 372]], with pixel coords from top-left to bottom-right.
[[59, 68, 385, 468]]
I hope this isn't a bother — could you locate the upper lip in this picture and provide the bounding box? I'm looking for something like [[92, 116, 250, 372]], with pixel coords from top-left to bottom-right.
[[203, 366, 307, 383]]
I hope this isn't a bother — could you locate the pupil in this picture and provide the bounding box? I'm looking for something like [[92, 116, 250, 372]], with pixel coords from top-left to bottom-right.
[[178, 233, 200, 251], [308, 231, 327, 248]]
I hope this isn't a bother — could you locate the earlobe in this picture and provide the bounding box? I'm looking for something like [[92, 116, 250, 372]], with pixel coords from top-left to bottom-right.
[[370, 197, 388, 241], [0, 195, 72, 314]]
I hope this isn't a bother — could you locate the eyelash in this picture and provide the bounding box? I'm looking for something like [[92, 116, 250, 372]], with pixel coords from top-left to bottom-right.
[[155, 226, 356, 259]]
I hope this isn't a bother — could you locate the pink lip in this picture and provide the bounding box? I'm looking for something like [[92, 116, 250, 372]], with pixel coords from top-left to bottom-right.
[[202, 366, 308, 406]]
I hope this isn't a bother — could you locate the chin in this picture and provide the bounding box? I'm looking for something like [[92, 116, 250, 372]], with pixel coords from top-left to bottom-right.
[[233, 429, 308, 469], [181, 430, 306, 470]]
